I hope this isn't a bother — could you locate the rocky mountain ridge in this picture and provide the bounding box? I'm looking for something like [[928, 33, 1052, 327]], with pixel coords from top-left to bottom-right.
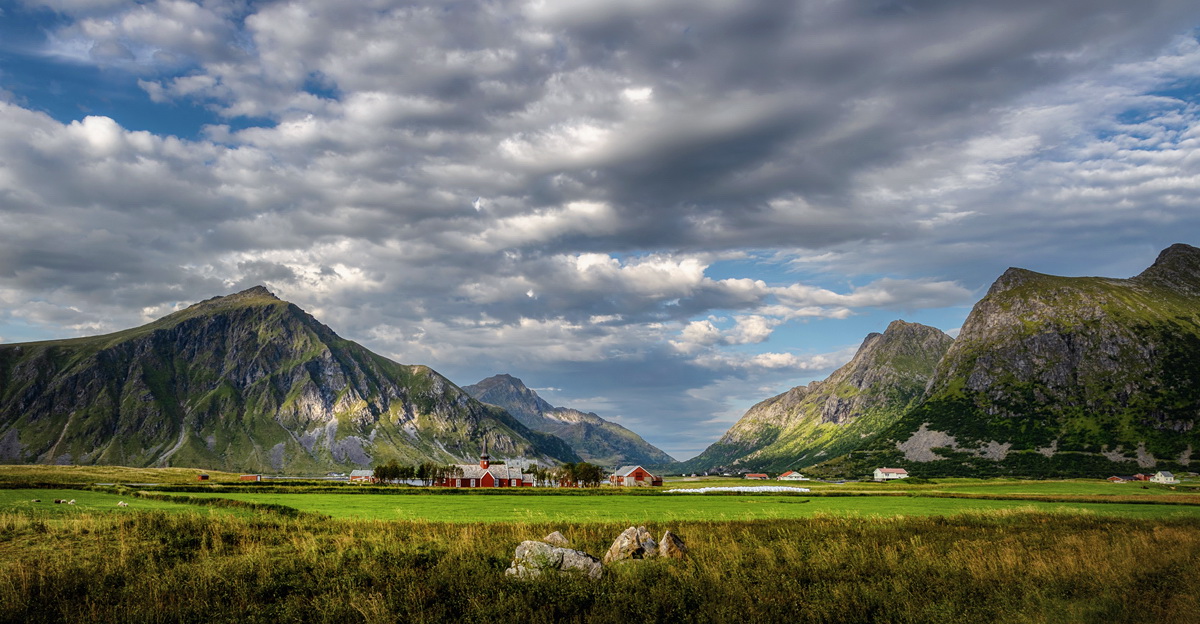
[[820, 243, 1200, 477], [0, 286, 579, 472], [464, 374, 674, 467], [679, 320, 953, 473]]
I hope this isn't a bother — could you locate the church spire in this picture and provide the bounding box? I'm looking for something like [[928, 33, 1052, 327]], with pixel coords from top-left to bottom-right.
[[479, 439, 490, 469]]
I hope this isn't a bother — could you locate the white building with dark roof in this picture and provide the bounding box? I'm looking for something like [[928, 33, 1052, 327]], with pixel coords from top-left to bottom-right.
[[1151, 471, 1179, 485]]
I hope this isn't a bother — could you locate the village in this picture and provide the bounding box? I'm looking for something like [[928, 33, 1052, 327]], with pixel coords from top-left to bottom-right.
[[225, 449, 1191, 489]]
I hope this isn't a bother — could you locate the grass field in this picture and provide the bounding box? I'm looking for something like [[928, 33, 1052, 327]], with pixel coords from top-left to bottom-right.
[[148, 489, 1200, 522], [2, 468, 1200, 622]]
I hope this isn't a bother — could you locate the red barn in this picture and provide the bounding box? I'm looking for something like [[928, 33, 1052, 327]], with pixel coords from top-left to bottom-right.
[[196, 473, 210, 481], [239, 475, 262, 482], [609, 466, 662, 487]]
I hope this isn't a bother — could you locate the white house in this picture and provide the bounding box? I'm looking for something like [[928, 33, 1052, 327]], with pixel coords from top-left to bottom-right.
[[777, 471, 810, 481], [1150, 471, 1179, 485], [874, 467, 909, 481]]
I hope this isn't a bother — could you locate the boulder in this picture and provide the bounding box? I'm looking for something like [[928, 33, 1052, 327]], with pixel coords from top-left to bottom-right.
[[505, 540, 603, 580], [658, 531, 688, 559], [602, 526, 658, 564], [543, 531, 570, 548]]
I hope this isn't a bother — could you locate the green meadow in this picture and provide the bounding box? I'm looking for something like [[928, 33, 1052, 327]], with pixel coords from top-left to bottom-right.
[[2, 470, 1200, 622], [149, 489, 1200, 522]]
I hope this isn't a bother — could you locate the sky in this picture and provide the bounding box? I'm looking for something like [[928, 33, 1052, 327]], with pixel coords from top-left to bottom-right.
[[4, 1, 1200, 461]]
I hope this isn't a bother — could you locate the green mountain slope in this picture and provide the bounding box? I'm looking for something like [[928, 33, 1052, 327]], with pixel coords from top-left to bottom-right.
[[678, 320, 953, 474], [830, 243, 1200, 478], [464, 374, 674, 468], [0, 287, 579, 472]]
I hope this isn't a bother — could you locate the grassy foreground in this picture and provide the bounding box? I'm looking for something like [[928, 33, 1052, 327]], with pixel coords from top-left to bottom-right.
[[1, 506, 1197, 623]]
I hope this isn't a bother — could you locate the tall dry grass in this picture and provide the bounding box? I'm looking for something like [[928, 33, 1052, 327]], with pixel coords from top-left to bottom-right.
[[0, 507, 1196, 623]]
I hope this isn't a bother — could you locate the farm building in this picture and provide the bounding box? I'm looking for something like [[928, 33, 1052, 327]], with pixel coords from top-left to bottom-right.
[[609, 466, 662, 487], [1151, 471, 1180, 485], [238, 475, 262, 482], [349, 469, 377, 483], [744, 473, 769, 480], [196, 473, 209, 481], [436, 444, 534, 488], [874, 467, 909, 481], [777, 471, 809, 481]]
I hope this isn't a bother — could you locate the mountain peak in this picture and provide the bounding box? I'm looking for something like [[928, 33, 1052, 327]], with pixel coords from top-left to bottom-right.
[[180, 285, 284, 316], [1134, 243, 1200, 295]]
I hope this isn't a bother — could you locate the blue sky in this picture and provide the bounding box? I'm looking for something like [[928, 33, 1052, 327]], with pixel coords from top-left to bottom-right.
[[3, 1, 1200, 460]]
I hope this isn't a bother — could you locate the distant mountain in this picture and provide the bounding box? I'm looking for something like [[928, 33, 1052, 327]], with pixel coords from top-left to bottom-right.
[[825, 243, 1200, 478], [679, 320, 953, 474], [464, 374, 674, 467], [0, 286, 579, 472]]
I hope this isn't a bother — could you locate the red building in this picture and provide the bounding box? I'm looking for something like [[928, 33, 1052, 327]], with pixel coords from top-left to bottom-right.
[[349, 470, 378, 483], [238, 474, 262, 482], [436, 443, 535, 488], [609, 465, 662, 487]]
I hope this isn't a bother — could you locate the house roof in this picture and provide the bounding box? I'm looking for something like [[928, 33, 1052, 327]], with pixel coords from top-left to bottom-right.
[[349, 469, 374, 477], [779, 470, 795, 477], [877, 468, 909, 474], [1157, 471, 1176, 478], [449, 464, 532, 481], [613, 465, 654, 477]]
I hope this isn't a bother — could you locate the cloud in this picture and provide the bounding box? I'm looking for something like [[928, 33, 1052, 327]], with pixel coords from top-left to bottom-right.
[[5, 0, 1200, 459]]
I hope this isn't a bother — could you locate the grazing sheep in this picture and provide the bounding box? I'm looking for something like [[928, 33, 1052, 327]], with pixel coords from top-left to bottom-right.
[[117, 501, 128, 507], [31, 499, 41, 503], [67, 499, 76, 505], [54, 499, 64, 504]]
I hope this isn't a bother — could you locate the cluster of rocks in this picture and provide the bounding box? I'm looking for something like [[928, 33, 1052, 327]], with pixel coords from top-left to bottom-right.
[[505, 527, 687, 580]]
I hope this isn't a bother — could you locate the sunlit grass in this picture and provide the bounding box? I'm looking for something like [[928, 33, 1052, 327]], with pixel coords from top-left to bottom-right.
[[0, 506, 1196, 623]]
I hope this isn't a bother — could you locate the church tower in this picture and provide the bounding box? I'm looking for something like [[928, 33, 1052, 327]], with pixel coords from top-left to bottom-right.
[[479, 440, 490, 469]]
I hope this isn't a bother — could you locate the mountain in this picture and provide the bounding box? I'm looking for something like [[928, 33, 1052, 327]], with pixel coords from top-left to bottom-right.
[[463, 374, 675, 467], [0, 286, 579, 472], [829, 243, 1200, 477], [678, 320, 953, 474]]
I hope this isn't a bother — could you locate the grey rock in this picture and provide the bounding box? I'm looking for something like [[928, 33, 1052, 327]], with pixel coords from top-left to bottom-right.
[[602, 526, 658, 564], [543, 531, 570, 547], [505, 540, 602, 580], [658, 531, 688, 559]]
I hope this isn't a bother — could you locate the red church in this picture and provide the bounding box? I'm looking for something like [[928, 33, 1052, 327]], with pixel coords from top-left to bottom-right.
[[436, 443, 535, 488]]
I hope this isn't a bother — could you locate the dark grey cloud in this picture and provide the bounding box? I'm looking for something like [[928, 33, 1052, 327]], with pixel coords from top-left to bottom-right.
[[4, 0, 1200, 457]]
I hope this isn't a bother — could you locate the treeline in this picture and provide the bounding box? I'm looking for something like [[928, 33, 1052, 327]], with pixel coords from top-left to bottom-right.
[[369, 460, 608, 487]]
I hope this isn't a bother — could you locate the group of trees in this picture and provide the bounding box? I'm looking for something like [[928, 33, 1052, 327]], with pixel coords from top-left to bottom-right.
[[370, 459, 609, 487], [554, 461, 605, 487], [372, 460, 465, 486]]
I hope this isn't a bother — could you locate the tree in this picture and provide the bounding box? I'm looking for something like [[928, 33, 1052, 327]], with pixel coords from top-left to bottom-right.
[[555, 461, 604, 488]]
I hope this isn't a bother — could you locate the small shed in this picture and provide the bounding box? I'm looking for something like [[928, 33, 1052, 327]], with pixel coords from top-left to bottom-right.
[[239, 474, 262, 482], [196, 473, 210, 481]]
